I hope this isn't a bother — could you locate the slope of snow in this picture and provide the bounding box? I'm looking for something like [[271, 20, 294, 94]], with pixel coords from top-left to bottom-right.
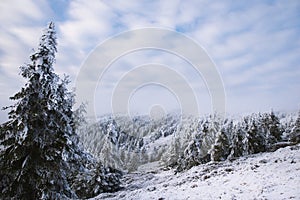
[[92, 144, 300, 200]]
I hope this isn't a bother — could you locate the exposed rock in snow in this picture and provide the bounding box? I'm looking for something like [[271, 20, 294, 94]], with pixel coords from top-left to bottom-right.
[[92, 144, 300, 200]]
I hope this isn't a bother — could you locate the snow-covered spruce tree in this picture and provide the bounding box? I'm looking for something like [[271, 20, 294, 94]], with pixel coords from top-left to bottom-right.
[[69, 114, 122, 198], [267, 111, 282, 142], [0, 22, 77, 199], [289, 111, 300, 143], [259, 112, 283, 149], [178, 132, 204, 171], [162, 133, 182, 168], [175, 118, 215, 171], [73, 103, 88, 142], [280, 113, 294, 142], [228, 123, 244, 160], [200, 115, 221, 152], [0, 22, 120, 199], [242, 117, 265, 155], [210, 128, 230, 162]]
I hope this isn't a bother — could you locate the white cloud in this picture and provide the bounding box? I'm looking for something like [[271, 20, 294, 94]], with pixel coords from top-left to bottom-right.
[[55, 0, 120, 80], [0, 0, 49, 26], [0, 0, 52, 122], [0, 0, 52, 76], [0, 0, 299, 120]]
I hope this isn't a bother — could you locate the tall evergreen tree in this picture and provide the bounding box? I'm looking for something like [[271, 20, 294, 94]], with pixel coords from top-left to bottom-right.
[[268, 111, 282, 142], [289, 111, 300, 143], [0, 22, 121, 199], [210, 128, 230, 162], [242, 117, 265, 155], [0, 22, 77, 199], [259, 112, 282, 149], [228, 123, 244, 159]]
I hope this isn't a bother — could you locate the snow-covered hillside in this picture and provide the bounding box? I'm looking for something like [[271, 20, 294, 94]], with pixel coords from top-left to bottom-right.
[[93, 144, 300, 200]]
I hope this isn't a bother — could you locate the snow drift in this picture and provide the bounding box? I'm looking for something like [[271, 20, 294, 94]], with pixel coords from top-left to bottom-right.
[[93, 144, 300, 200]]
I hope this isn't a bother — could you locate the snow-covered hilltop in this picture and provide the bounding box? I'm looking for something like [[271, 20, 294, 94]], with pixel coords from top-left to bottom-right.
[[93, 144, 300, 200]]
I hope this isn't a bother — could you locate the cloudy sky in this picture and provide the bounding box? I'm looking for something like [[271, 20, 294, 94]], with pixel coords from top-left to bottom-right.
[[0, 0, 299, 121]]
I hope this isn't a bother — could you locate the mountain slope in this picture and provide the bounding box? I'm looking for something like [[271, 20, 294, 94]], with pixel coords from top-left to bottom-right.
[[93, 144, 300, 200]]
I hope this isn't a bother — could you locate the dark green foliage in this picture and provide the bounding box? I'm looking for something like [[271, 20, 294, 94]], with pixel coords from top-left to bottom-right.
[[243, 118, 266, 155], [171, 111, 294, 171], [210, 129, 230, 161], [259, 112, 283, 149], [177, 135, 205, 171], [0, 22, 76, 200], [70, 162, 122, 199], [268, 111, 283, 142], [228, 124, 244, 159], [289, 112, 300, 143], [0, 22, 121, 199]]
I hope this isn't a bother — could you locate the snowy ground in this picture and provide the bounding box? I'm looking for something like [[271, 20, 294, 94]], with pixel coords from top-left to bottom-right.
[[93, 144, 300, 200]]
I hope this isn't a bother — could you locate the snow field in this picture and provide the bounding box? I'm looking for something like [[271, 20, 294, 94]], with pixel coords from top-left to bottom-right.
[[94, 144, 300, 200]]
